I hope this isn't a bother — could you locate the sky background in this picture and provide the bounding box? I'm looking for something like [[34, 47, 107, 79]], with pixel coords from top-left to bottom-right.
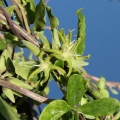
[[41, 0, 120, 101]]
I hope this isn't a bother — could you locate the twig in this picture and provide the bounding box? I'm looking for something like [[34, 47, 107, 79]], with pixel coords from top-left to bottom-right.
[[10, 0, 24, 24], [15, 0, 31, 34], [0, 32, 4, 38], [45, 0, 49, 5], [0, 78, 54, 104], [83, 74, 120, 90], [44, 26, 51, 30], [0, 11, 40, 47]]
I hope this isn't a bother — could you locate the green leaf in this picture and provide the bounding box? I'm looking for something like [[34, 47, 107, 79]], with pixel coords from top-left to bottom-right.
[[44, 86, 49, 95], [0, 39, 6, 50], [97, 76, 106, 89], [9, 77, 33, 90], [0, 97, 20, 120], [78, 98, 120, 116], [39, 100, 71, 120], [0, 0, 4, 6], [38, 32, 50, 48], [0, 19, 7, 25], [5, 5, 17, 16], [72, 59, 89, 68], [115, 110, 120, 120], [0, 113, 6, 120], [61, 111, 74, 120], [28, 67, 41, 80], [99, 89, 109, 98], [76, 8, 86, 55], [67, 74, 85, 108], [0, 55, 6, 75], [54, 59, 64, 68], [110, 88, 119, 95], [23, 40, 40, 56], [23, 0, 36, 24], [46, 6, 59, 29], [2, 44, 14, 60], [33, 0, 46, 31], [13, 60, 37, 80], [52, 28, 61, 49], [4, 32, 19, 42], [2, 87, 15, 103]]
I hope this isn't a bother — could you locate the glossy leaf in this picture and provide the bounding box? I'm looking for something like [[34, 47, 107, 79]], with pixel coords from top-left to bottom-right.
[[23, 40, 40, 56], [39, 100, 71, 120], [2, 87, 15, 103], [9, 77, 33, 90], [76, 9, 86, 55], [33, 0, 46, 31], [67, 74, 85, 108], [0, 39, 6, 50], [46, 6, 59, 29], [23, 0, 36, 24], [0, 97, 20, 120], [78, 98, 120, 116]]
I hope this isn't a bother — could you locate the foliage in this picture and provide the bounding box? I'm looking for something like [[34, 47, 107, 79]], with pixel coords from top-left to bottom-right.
[[0, 0, 120, 120]]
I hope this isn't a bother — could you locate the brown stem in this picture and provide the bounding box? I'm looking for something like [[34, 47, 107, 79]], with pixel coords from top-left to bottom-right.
[[0, 11, 40, 47], [10, 0, 24, 24], [83, 74, 120, 90], [45, 0, 49, 5], [0, 79, 54, 104]]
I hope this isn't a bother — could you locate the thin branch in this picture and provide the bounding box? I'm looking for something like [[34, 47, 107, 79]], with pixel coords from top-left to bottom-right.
[[15, 0, 31, 34], [0, 32, 4, 38], [0, 12, 40, 47], [83, 74, 120, 90], [45, 0, 49, 5], [10, 0, 24, 24], [0, 79, 54, 104], [44, 26, 51, 30]]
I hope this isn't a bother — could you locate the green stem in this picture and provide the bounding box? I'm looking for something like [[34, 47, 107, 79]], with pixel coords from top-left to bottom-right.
[[49, 64, 66, 75], [28, 67, 41, 80], [40, 70, 50, 85], [45, 53, 63, 63], [39, 51, 45, 62], [66, 58, 72, 77]]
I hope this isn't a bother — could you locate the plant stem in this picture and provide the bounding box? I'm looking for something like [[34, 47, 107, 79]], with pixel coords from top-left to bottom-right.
[[15, 0, 31, 34], [0, 79, 54, 104]]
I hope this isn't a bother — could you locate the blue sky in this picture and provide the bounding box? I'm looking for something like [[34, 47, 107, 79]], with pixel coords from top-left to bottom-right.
[[43, 0, 120, 100]]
